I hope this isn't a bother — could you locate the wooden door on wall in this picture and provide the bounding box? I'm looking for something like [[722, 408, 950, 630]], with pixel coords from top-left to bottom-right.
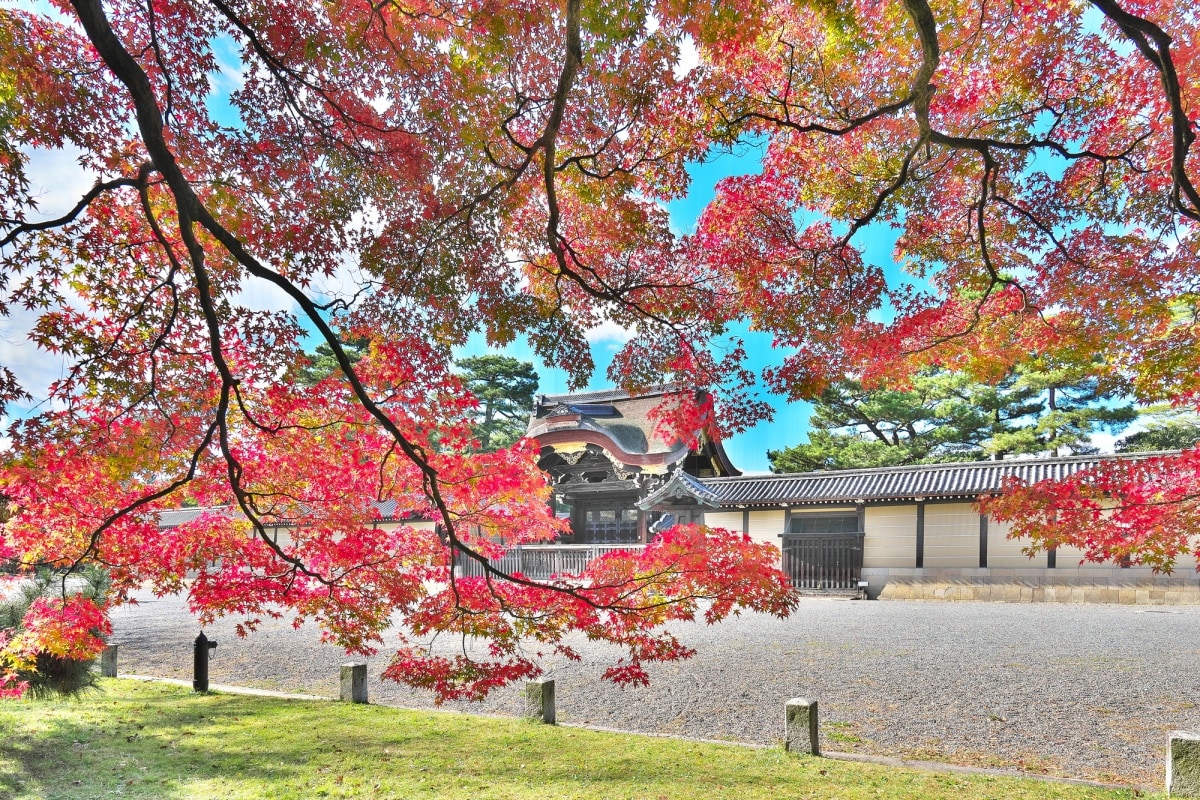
[[781, 512, 864, 590], [577, 504, 640, 544]]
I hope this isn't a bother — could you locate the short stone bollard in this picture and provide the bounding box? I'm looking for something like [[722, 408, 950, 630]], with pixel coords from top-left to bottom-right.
[[525, 679, 555, 724], [785, 697, 819, 756], [100, 645, 118, 678], [1169, 731, 1200, 797], [193, 632, 217, 692], [340, 663, 368, 704]]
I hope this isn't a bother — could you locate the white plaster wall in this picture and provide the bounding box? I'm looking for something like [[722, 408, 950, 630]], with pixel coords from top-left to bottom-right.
[[262, 525, 294, 549], [986, 516, 1041, 569], [263, 518, 437, 549], [1174, 543, 1199, 573], [1048, 542, 1107, 571], [863, 506, 917, 568], [982, 515, 1199, 576], [375, 520, 437, 533], [746, 509, 786, 550], [923, 503, 980, 568], [703, 511, 745, 533], [1050, 502, 1198, 573]]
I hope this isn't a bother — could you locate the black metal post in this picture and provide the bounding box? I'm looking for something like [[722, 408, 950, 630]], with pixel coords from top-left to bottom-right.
[[193, 631, 217, 692]]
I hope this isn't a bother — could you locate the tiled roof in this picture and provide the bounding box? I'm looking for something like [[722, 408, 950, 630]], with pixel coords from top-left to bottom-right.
[[528, 387, 741, 475], [537, 386, 679, 405], [372, 499, 432, 522], [529, 391, 683, 457], [156, 506, 235, 529], [158, 501, 428, 528], [701, 452, 1169, 506], [637, 470, 721, 510]]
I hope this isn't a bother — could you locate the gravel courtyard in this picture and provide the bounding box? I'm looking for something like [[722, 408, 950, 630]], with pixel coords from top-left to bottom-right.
[[109, 593, 1200, 787]]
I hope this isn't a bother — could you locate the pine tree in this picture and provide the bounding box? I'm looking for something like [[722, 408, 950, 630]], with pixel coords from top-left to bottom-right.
[[769, 364, 1133, 472], [456, 356, 539, 451]]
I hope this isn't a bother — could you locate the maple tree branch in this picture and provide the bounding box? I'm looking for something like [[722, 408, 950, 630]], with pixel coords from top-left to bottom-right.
[[718, 97, 916, 139], [900, 0, 1197, 232], [134, 165, 184, 353], [205, 0, 421, 152], [927, 128, 1152, 165], [142, 0, 174, 130], [973, 153, 1000, 286], [1088, 0, 1200, 221], [734, 0, 1173, 299], [0, 176, 141, 249], [841, 141, 921, 245], [1098, 493, 1200, 513], [484, 6, 716, 343], [901, 0, 940, 139], [992, 195, 1083, 271], [174, 202, 330, 583], [65, 411, 222, 576], [61, 239, 189, 432], [709, 34, 916, 140], [66, 0, 730, 621], [540, 0, 582, 274], [69, 0, 399, 587]]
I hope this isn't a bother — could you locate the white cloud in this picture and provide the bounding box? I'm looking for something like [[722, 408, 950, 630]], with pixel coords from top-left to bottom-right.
[[4, 143, 307, 409], [207, 34, 248, 128], [232, 278, 300, 315], [674, 35, 700, 79], [211, 35, 247, 94], [311, 259, 369, 308], [0, 305, 73, 410], [22, 144, 98, 218], [584, 319, 635, 346], [644, 11, 699, 80], [2, 145, 98, 410]]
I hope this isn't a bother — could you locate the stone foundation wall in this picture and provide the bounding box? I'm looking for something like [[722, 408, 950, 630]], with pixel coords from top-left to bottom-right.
[[864, 567, 1200, 604]]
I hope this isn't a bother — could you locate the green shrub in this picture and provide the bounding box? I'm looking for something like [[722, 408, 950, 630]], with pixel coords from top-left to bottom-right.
[[1, 565, 111, 698]]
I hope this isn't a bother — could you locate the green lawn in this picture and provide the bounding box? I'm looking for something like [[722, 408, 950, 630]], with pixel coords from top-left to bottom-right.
[[0, 680, 1156, 799]]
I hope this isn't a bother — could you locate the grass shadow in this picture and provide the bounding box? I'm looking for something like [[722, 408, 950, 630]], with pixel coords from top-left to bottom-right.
[[0, 680, 1153, 800]]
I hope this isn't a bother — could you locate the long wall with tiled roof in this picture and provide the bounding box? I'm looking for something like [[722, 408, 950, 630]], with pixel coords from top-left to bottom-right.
[[682, 452, 1200, 601], [700, 452, 1146, 506]]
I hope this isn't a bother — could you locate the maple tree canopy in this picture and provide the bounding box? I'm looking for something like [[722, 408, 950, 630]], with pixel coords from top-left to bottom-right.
[[0, 0, 1196, 697]]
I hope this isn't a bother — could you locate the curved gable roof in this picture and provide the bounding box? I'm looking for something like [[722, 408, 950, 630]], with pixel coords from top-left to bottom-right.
[[527, 387, 741, 476]]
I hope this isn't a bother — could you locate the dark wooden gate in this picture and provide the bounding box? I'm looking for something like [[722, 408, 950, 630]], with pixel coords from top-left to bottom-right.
[[781, 532, 864, 590]]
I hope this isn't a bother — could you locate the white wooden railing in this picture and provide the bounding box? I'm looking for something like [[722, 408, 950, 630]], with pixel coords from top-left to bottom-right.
[[452, 543, 646, 581]]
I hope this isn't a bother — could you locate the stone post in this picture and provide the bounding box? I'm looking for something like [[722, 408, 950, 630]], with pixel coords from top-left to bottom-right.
[[785, 697, 819, 755], [100, 645, 118, 678], [1169, 731, 1200, 797], [525, 679, 555, 724], [193, 632, 217, 693], [340, 663, 368, 704]]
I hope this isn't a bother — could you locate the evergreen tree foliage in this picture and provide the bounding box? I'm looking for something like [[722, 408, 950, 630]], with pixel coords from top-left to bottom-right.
[[456, 356, 539, 451], [1117, 407, 1200, 453], [986, 358, 1137, 458], [769, 365, 1135, 472], [295, 338, 370, 387]]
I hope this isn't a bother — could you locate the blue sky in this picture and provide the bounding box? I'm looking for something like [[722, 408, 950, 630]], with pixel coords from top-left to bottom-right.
[[0, 25, 912, 473], [453, 148, 801, 473], [0, 6, 1152, 469], [457, 146, 920, 474]]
